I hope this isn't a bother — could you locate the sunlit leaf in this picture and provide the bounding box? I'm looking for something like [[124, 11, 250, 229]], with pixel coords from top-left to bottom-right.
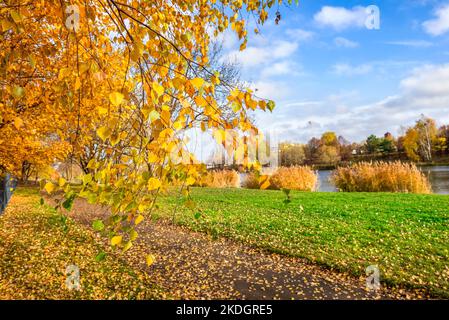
[[109, 92, 124, 107], [146, 254, 156, 266], [111, 235, 122, 246], [44, 182, 55, 194]]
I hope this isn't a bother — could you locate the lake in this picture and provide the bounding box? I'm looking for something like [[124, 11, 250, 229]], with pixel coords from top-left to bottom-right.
[[317, 166, 449, 194]]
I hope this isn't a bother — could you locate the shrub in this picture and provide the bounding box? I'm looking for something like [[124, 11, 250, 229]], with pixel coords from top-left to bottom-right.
[[242, 172, 260, 189], [269, 166, 318, 191], [199, 170, 240, 188], [331, 161, 431, 194]]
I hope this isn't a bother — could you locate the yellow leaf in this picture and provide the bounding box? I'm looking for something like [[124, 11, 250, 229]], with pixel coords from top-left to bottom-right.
[[96, 126, 111, 141], [109, 92, 124, 107], [87, 159, 96, 169], [10, 10, 23, 24], [130, 42, 143, 62], [1, 19, 13, 32], [146, 254, 156, 266], [239, 40, 247, 51], [82, 174, 92, 185], [148, 110, 160, 123], [252, 161, 262, 172], [138, 203, 147, 212], [44, 182, 55, 194], [98, 107, 108, 115], [123, 241, 132, 252], [135, 214, 144, 225], [173, 121, 183, 130], [194, 96, 207, 107], [213, 129, 225, 144], [14, 117, 23, 130], [74, 77, 81, 90], [12, 86, 25, 98], [110, 134, 120, 146], [148, 153, 158, 163], [148, 177, 161, 191], [152, 82, 164, 97], [58, 177, 66, 187], [111, 235, 122, 246], [28, 55, 36, 68], [161, 109, 171, 126], [186, 176, 196, 186], [260, 179, 270, 190], [259, 175, 270, 190], [130, 229, 138, 241], [190, 77, 205, 90]]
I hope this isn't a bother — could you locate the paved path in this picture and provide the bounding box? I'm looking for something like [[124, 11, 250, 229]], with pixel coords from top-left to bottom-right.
[[64, 198, 426, 300]]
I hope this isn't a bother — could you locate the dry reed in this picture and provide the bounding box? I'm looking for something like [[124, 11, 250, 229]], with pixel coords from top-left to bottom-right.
[[331, 161, 431, 194]]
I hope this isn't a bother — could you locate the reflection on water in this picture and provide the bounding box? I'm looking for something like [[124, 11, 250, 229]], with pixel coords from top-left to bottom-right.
[[420, 166, 449, 195], [316, 170, 337, 192], [239, 166, 449, 194], [316, 166, 449, 194]]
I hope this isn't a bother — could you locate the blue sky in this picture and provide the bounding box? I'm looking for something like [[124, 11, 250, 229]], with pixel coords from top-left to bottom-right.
[[219, 0, 449, 143]]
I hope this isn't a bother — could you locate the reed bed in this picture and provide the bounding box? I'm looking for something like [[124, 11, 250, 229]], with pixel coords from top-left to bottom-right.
[[198, 170, 240, 188], [269, 166, 318, 191], [331, 161, 431, 194], [241, 172, 260, 189], [242, 166, 318, 191]]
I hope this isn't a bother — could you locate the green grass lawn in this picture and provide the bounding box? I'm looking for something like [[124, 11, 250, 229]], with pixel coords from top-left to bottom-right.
[[156, 188, 449, 297]]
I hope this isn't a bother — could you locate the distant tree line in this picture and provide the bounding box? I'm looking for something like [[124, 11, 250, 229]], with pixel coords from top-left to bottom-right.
[[279, 115, 449, 167]]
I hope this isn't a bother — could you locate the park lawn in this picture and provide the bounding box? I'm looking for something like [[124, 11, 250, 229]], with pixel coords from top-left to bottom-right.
[[156, 188, 449, 298], [0, 187, 165, 300]]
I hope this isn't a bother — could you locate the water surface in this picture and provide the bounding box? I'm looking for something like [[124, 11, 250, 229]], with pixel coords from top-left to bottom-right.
[[316, 166, 449, 194]]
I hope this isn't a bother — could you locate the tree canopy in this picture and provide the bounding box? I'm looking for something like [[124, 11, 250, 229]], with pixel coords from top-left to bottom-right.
[[1, 0, 287, 253]]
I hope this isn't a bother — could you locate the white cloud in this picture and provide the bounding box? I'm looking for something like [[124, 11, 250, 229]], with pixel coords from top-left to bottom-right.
[[250, 80, 291, 101], [256, 64, 449, 142], [225, 40, 298, 68], [332, 63, 373, 76], [314, 6, 367, 30], [285, 28, 315, 42], [331, 60, 423, 77], [272, 41, 299, 59], [423, 3, 449, 36], [400, 64, 449, 97], [385, 40, 433, 47], [334, 37, 359, 48], [260, 61, 303, 78], [214, 29, 239, 50]]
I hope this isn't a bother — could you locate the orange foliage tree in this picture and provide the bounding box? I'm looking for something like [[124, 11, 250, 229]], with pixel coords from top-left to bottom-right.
[[1, 0, 288, 252]]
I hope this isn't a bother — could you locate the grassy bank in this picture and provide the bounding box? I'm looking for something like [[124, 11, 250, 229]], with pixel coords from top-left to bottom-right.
[[0, 187, 164, 299], [156, 188, 449, 297]]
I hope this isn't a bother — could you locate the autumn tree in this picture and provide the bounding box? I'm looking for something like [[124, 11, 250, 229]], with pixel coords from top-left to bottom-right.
[[304, 137, 321, 164], [401, 116, 437, 162], [279, 142, 305, 166], [317, 145, 340, 165], [320, 131, 338, 148], [317, 131, 340, 164], [1, 0, 287, 253], [303, 132, 341, 165], [402, 128, 420, 162], [415, 116, 437, 162], [435, 125, 449, 155], [0, 1, 71, 177]]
